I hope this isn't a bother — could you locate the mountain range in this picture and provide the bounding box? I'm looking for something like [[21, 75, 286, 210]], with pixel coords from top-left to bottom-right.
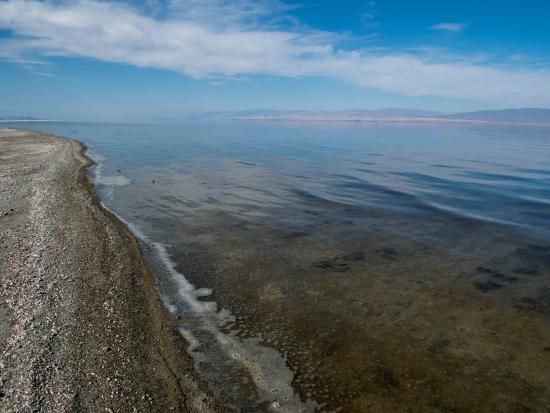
[[210, 108, 550, 125], [3, 109, 550, 125]]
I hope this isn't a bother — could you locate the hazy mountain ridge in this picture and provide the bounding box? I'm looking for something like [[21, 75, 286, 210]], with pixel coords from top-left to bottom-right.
[[215, 108, 550, 125], [4, 109, 550, 125], [214, 109, 446, 121], [443, 108, 550, 124]]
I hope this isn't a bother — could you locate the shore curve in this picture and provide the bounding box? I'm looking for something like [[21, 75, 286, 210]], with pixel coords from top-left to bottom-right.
[[0, 129, 221, 412]]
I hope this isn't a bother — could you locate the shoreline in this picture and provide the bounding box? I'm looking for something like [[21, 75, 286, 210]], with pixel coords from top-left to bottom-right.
[[0, 129, 221, 411], [4, 118, 550, 128], [222, 117, 550, 127]]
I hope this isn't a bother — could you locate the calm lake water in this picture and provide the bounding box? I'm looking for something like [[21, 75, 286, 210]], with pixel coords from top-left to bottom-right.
[[5, 120, 550, 412]]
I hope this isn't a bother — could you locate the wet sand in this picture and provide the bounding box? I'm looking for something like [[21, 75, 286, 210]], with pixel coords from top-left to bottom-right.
[[0, 129, 221, 412]]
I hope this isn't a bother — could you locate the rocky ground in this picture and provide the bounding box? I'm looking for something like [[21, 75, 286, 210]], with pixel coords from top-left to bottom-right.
[[0, 129, 222, 412]]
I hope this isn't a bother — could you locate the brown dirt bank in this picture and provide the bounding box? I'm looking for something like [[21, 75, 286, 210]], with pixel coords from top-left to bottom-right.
[[0, 129, 221, 412]]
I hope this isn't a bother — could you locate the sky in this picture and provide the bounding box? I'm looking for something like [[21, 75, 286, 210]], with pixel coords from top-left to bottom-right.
[[1, 0, 550, 121]]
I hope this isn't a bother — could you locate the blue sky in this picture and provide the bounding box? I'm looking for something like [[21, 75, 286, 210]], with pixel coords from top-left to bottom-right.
[[0, 0, 549, 121]]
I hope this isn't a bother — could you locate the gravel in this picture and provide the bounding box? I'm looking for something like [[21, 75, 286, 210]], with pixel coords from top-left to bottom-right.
[[0, 129, 222, 412]]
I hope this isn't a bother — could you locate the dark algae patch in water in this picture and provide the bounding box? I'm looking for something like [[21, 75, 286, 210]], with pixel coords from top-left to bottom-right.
[[167, 202, 550, 412]]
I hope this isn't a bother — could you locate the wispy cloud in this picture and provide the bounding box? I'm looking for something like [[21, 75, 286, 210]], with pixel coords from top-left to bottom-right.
[[169, 0, 296, 26], [430, 22, 467, 32], [0, 1, 549, 106], [31, 71, 55, 77]]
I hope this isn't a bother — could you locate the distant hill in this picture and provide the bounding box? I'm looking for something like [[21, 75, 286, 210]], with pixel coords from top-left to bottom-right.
[[216, 108, 445, 121], [343, 108, 445, 118], [4, 109, 550, 125], [214, 108, 550, 125], [443, 108, 550, 124]]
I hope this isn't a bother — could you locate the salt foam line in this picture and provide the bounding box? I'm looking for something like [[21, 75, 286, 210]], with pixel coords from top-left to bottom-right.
[[88, 158, 313, 412], [97, 201, 313, 412]]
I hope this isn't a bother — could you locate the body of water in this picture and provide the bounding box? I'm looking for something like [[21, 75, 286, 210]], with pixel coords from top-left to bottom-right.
[[5, 120, 550, 412]]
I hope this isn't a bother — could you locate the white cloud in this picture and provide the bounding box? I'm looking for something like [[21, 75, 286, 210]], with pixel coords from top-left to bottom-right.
[[0, 0, 549, 106], [430, 22, 467, 32], [166, 0, 296, 28], [31, 71, 56, 77]]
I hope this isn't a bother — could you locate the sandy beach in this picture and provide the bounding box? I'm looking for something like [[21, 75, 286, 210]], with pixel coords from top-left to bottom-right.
[[0, 129, 220, 412]]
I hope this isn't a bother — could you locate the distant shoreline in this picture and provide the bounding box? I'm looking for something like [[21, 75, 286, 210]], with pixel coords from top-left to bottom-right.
[[0, 119, 57, 123], [2, 113, 549, 127], [222, 116, 550, 127]]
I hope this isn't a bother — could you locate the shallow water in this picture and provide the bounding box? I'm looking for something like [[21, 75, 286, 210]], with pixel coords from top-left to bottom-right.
[[5, 120, 550, 411]]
